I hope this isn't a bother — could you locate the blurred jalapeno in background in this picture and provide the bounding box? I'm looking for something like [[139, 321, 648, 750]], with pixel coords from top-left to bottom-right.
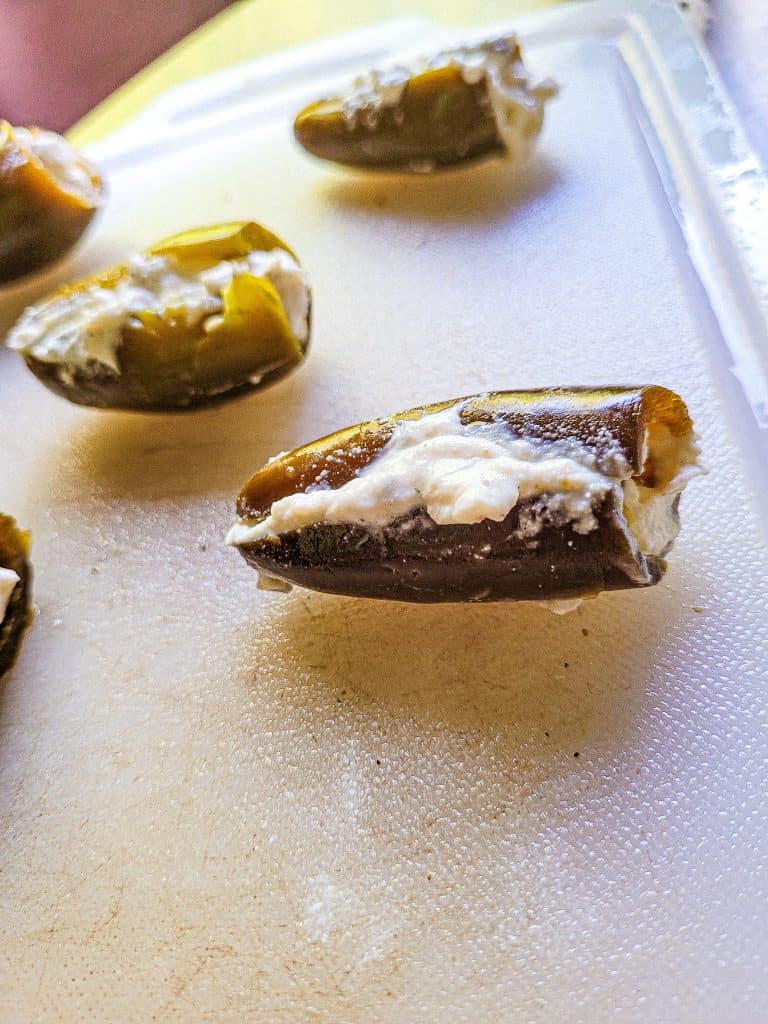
[[5, 221, 312, 411]]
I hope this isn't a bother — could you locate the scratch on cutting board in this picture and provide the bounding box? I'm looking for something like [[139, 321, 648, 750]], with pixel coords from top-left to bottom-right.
[[34, 941, 52, 1004], [154, 956, 211, 1017], [172, 956, 210, 1003], [155, 945, 239, 1017], [83, 880, 126, 944]]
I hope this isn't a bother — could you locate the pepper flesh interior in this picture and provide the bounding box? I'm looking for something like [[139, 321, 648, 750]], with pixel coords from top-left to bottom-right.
[[622, 403, 701, 558]]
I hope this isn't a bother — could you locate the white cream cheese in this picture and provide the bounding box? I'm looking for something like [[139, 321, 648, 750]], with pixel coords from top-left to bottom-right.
[[0, 568, 20, 622], [11, 126, 100, 203], [227, 406, 626, 547], [6, 248, 310, 376], [341, 35, 557, 163], [620, 420, 703, 557], [450, 37, 558, 161]]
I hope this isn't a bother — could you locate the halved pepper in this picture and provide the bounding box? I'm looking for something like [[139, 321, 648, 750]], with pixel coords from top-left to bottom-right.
[[0, 121, 103, 283], [294, 36, 557, 172], [227, 387, 701, 605], [5, 221, 311, 411], [0, 515, 32, 678]]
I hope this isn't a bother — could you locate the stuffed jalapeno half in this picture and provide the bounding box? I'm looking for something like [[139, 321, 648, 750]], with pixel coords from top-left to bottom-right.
[[294, 35, 557, 173], [227, 387, 701, 606], [5, 221, 311, 410], [0, 515, 31, 677], [0, 121, 104, 283]]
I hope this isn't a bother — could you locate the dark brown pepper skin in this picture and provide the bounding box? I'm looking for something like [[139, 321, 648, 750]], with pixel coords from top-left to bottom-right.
[[0, 204, 99, 285], [294, 67, 503, 171], [0, 516, 32, 678], [233, 387, 693, 604], [23, 344, 307, 413], [238, 493, 667, 604]]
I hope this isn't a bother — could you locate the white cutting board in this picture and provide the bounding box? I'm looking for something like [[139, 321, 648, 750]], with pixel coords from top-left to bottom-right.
[[1, 3, 767, 1021]]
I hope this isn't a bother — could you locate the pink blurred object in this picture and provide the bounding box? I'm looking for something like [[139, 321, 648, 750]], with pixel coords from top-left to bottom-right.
[[0, 0, 232, 132]]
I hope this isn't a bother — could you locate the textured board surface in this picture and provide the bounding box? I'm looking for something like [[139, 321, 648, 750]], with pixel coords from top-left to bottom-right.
[[1, 5, 767, 1022]]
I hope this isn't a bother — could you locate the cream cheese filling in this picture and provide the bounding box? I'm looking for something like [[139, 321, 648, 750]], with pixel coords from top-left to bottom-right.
[[341, 35, 557, 161], [227, 405, 628, 547], [10, 126, 100, 203], [6, 248, 310, 375], [622, 422, 703, 558], [0, 568, 20, 622]]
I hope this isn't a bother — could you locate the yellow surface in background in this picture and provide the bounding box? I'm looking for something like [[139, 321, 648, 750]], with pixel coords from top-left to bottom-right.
[[69, 0, 562, 146]]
